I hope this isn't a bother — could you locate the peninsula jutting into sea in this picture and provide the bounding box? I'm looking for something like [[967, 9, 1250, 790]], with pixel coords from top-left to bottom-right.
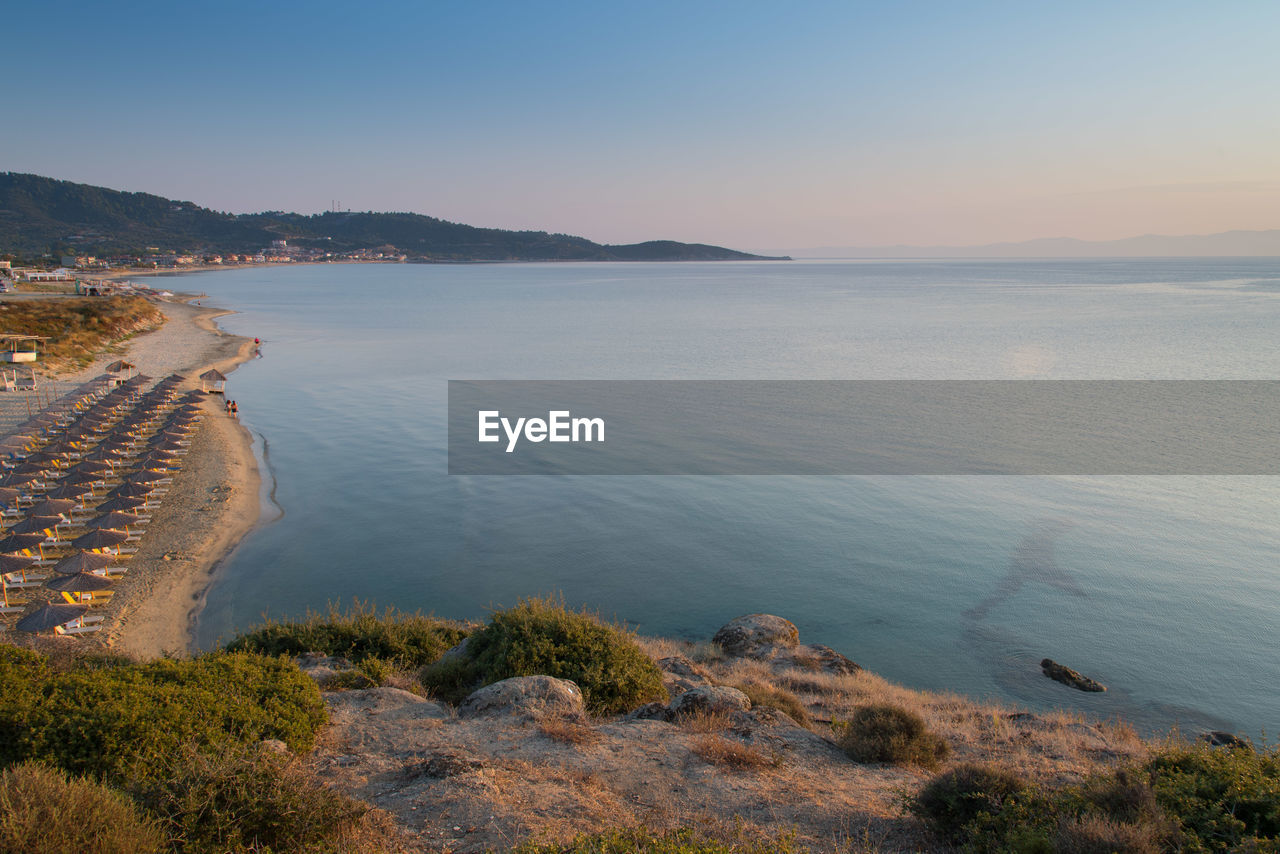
[[0, 173, 790, 265]]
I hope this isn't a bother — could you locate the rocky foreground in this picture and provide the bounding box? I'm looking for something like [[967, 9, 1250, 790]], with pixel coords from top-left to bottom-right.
[[300, 615, 1145, 853]]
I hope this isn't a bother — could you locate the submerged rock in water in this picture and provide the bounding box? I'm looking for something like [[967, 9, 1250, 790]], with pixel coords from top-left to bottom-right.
[[1040, 658, 1106, 692], [1202, 730, 1252, 749]]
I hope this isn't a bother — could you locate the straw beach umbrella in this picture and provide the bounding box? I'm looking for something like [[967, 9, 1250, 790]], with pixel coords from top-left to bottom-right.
[[85, 512, 146, 532], [27, 499, 77, 517], [45, 572, 116, 594], [7, 516, 65, 536], [108, 483, 154, 500], [46, 483, 95, 501], [70, 529, 129, 551], [0, 533, 50, 555], [52, 551, 117, 576], [94, 496, 148, 514], [16, 602, 87, 633]]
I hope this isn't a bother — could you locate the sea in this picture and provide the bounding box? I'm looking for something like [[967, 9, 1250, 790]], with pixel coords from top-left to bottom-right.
[[172, 258, 1280, 738]]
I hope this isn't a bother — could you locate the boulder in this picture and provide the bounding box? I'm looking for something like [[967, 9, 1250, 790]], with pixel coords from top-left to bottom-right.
[[627, 702, 676, 723], [796, 644, 861, 675], [713, 614, 800, 658], [1202, 730, 1252, 749], [459, 675, 585, 720], [657, 655, 714, 694], [1041, 659, 1106, 693], [669, 685, 751, 717]]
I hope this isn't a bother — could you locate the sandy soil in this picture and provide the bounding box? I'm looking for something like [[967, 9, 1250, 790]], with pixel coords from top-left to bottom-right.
[[0, 296, 261, 658]]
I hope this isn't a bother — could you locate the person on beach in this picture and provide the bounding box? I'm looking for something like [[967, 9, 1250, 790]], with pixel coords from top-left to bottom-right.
[[230, 400, 238, 416]]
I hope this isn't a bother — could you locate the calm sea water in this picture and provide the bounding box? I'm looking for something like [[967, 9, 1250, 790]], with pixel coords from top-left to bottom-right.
[[176, 259, 1280, 737]]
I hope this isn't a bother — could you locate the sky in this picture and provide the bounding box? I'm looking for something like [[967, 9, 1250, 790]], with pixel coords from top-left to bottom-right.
[[5, 1, 1279, 252]]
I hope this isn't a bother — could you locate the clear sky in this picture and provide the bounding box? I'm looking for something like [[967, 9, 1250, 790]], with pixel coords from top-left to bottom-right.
[[5, 1, 1278, 251]]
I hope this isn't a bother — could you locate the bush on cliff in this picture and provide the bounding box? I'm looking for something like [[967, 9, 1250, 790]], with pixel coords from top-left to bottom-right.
[[127, 746, 397, 854], [0, 761, 165, 854], [421, 595, 667, 714], [837, 704, 949, 770], [0, 646, 325, 781], [227, 601, 470, 670]]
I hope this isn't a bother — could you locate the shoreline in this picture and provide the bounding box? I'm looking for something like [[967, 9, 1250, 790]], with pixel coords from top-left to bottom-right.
[[105, 306, 261, 658]]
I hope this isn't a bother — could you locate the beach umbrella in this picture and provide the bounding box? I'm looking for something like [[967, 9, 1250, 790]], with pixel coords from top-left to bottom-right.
[[128, 470, 170, 484], [0, 472, 43, 488], [15, 602, 87, 633], [63, 472, 105, 486], [46, 483, 95, 501], [52, 551, 117, 576], [85, 512, 145, 531], [0, 487, 23, 505], [26, 499, 77, 516], [70, 461, 114, 476], [45, 572, 116, 593], [70, 529, 129, 550], [0, 554, 35, 574], [93, 496, 147, 514], [7, 462, 51, 477], [0, 532, 48, 554], [108, 482, 153, 500], [8, 516, 64, 536]]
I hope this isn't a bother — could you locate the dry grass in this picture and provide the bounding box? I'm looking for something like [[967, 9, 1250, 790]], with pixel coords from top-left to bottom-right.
[[675, 709, 734, 734], [690, 736, 774, 771], [539, 718, 600, 746], [0, 296, 163, 371]]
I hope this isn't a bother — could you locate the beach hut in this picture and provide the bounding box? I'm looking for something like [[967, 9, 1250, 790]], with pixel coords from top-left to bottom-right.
[[200, 368, 227, 394], [0, 334, 48, 364], [104, 359, 137, 386]]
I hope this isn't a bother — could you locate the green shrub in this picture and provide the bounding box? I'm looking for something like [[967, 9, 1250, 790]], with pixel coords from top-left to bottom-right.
[[910, 763, 1036, 845], [513, 826, 800, 854], [1146, 741, 1280, 851], [227, 601, 470, 669], [731, 681, 810, 727], [128, 746, 395, 854], [0, 648, 326, 781], [837, 704, 949, 769], [0, 761, 164, 854], [421, 595, 667, 714]]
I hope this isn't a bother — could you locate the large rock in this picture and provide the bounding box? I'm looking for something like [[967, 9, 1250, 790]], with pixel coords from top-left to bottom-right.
[[459, 675, 585, 720], [657, 655, 714, 694], [713, 614, 800, 658], [669, 685, 751, 717], [795, 643, 862, 675], [1041, 659, 1106, 693]]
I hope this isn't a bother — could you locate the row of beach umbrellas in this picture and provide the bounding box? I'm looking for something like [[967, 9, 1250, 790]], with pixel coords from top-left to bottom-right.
[[0, 371, 208, 635]]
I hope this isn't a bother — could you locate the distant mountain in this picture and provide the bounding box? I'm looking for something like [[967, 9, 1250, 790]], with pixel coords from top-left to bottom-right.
[[775, 230, 1280, 259], [0, 173, 787, 262]]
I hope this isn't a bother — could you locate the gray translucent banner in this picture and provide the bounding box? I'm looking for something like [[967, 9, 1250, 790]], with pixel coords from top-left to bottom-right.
[[447, 381, 1280, 475]]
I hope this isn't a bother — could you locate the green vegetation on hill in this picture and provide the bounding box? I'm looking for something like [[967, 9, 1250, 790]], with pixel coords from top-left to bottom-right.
[[911, 742, 1280, 853], [0, 172, 788, 261], [0, 644, 393, 853]]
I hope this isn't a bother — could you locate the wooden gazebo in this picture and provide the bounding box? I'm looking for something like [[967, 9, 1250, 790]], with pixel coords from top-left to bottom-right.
[[0, 334, 48, 364], [200, 368, 227, 394]]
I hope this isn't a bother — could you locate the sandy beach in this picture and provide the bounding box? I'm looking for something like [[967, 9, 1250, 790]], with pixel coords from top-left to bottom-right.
[[0, 296, 261, 658]]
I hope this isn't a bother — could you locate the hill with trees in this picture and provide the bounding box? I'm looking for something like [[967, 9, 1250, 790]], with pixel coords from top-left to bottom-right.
[[0, 173, 786, 262]]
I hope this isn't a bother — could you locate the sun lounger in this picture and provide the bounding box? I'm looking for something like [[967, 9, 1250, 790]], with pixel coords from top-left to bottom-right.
[[54, 623, 101, 635], [3, 572, 49, 588]]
